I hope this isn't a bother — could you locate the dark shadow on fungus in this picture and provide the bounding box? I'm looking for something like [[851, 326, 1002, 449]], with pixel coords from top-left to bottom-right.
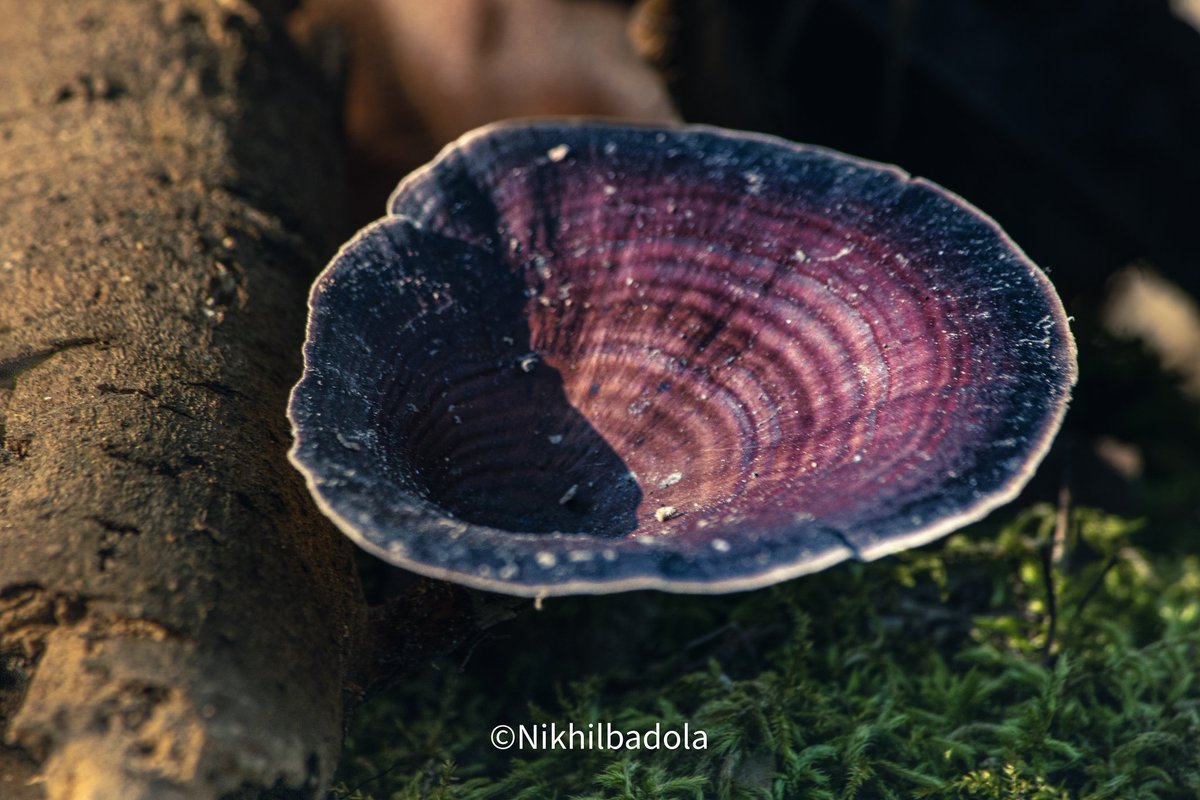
[[294, 220, 641, 540], [368, 229, 641, 536]]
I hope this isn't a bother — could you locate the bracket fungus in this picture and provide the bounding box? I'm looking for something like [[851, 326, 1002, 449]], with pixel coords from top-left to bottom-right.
[[288, 120, 1077, 596]]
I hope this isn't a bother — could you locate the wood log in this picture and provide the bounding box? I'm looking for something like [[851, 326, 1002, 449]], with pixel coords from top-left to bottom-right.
[[0, 1, 367, 796]]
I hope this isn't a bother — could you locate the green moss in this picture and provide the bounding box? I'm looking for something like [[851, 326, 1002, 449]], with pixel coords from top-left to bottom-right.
[[330, 506, 1200, 800]]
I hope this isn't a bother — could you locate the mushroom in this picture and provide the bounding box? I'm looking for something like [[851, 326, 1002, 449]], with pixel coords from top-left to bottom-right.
[[288, 120, 1077, 596]]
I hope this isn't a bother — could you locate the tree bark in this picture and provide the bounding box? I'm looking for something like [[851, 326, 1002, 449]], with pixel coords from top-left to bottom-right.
[[0, 1, 367, 797]]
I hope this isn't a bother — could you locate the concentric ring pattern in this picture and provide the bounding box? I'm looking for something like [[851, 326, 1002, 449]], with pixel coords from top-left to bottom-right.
[[288, 120, 1077, 596]]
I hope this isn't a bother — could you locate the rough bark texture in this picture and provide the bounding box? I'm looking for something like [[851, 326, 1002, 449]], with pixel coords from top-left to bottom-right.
[[0, 1, 366, 797]]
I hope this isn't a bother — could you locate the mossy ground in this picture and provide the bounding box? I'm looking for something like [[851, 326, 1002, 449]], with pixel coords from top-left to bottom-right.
[[330, 336, 1200, 800]]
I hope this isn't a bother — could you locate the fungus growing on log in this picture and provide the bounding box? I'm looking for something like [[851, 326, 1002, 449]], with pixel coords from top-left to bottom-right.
[[289, 120, 1077, 596]]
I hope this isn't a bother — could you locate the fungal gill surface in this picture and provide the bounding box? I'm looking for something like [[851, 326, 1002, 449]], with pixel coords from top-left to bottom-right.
[[288, 121, 1077, 596]]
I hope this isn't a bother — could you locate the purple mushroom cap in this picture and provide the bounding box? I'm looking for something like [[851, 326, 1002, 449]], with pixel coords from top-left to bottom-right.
[[288, 120, 1077, 596]]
